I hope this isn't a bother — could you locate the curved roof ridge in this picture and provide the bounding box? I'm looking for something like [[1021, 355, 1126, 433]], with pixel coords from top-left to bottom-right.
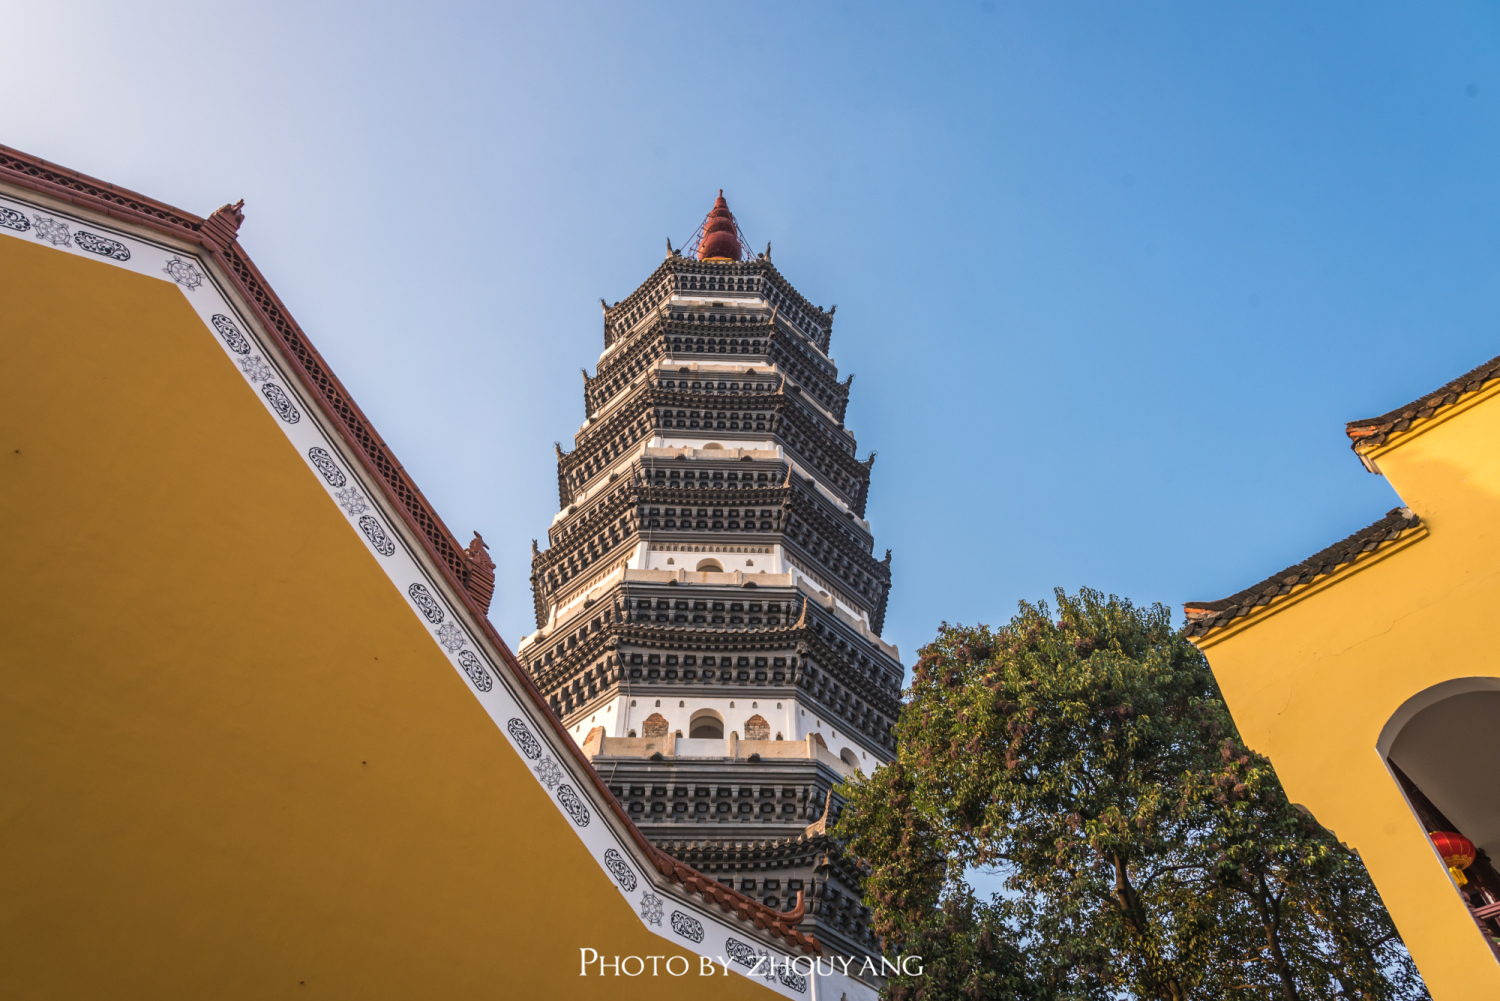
[[1183, 507, 1421, 639], [1346, 352, 1500, 451]]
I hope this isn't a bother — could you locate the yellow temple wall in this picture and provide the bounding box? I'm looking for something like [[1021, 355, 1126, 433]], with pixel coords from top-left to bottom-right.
[[0, 236, 773, 999], [1196, 386, 1500, 998]]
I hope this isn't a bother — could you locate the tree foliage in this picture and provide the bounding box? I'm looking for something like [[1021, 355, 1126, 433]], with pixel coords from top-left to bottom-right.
[[835, 589, 1426, 1001]]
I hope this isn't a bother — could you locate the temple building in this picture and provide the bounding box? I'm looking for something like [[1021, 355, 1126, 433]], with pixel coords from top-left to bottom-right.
[[517, 192, 903, 964], [1, 150, 876, 1000], [1185, 355, 1500, 998]]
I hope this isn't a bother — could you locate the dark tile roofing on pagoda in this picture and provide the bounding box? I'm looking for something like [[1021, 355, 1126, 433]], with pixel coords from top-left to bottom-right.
[[1182, 507, 1421, 639], [1346, 352, 1500, 449]]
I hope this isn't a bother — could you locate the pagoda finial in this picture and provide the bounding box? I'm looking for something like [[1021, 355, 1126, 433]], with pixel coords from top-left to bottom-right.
[[697, 190, 742, 262]]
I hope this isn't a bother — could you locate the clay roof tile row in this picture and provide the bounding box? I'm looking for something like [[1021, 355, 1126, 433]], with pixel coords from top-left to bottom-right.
[[1346, 353, 1500, 449], [1182, 507, 1420, 639]]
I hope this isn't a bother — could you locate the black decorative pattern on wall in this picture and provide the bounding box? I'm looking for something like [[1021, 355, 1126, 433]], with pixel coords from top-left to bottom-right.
[[435, 621, 465, 651], [33, 215, 69, 246], [670, 911, 704, 943], [534, 756, 563, 789], [457, 650, 492, 692], [334, 486, 368, 517], [603, 849, 637, 892], [726, 937, 764, 972], [260, 383, 300, 423], [506, 718, 543, 759], [163, 255, 204, 289], [212, 314, 251, 355], [407, 583, 444, 623], [237, 353, 273, 383], [73, 231, 130, 260], [778, 966, 808, 993], [557, 784, 590, 826], [640, 892, 663, 926], [358, 514, 395, 556], [307, 447, 347, 487], [0, 207, 30, 232]]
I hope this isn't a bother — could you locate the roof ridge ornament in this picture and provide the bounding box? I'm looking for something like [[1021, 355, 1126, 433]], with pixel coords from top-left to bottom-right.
[[462, 531, 496, 613], [199, 199, 245, 254]]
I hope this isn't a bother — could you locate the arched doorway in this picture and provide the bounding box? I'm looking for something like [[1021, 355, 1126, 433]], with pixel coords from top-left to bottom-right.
[[1382, 679, 1500, 955], [641, 713, 669, 738], [744, 714, 770, 740]]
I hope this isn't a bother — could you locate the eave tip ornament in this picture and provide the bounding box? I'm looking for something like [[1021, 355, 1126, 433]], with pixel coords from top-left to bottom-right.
[[696, 189, 742, 262]]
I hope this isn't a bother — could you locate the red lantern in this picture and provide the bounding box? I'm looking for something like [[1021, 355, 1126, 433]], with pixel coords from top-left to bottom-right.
[[1429, 831, 1477, 886]]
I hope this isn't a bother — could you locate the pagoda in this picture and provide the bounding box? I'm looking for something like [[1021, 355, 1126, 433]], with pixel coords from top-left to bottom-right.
[[518, 192, 902, 962]]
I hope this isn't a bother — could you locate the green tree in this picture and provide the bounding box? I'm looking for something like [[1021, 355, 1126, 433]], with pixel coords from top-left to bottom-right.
[[835, 588, 1426, 1001]]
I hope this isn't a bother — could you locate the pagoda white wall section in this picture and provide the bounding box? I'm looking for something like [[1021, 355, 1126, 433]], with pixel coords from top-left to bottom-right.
[[562, 695, 888, 773]]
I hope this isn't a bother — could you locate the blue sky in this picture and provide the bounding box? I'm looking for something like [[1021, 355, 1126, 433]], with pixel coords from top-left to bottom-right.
[[7, 2, 1499, 665]]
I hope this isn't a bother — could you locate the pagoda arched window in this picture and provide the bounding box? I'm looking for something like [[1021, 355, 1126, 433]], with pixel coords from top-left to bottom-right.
[[689, 709, 724, 739]]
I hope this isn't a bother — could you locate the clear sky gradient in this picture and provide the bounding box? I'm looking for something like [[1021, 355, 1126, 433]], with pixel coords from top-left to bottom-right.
[[7, 2, 1498, 666]]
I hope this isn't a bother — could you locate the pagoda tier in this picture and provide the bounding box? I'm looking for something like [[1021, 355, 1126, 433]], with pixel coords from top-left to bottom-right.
[[593, 741, 879, 961], [519, 197, 903, 956], [561, 383, 869, 510], [600, 256, 833, 353], [585, 320, 853, 427], [522, 578, 901, 755], [534, 458, 891, 630]]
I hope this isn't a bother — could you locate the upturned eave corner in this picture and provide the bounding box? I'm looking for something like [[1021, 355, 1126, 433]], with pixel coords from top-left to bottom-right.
[[1344, 355, 1500, 468], [1183, 517, 1428, 651]]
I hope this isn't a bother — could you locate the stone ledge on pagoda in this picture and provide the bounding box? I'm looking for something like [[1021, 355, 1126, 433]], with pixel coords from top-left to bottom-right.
[[526, 568, 897, 656], [584, 731, 861, 774], [644, 443, 781, 462]]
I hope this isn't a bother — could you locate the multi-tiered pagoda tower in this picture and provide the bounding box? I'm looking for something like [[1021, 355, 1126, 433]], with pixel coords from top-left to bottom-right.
[[517, 193, 902, 962]]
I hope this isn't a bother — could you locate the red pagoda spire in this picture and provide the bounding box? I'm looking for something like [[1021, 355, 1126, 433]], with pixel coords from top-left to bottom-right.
[[696, 190, 742, 261]]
